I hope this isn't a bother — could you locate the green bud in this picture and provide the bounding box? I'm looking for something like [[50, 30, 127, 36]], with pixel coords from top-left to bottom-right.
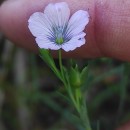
[[69, 67, 81, 88]]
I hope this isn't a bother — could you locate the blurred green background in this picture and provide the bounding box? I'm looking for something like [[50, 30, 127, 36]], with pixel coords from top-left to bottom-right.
[[0, 33, 130, 130]]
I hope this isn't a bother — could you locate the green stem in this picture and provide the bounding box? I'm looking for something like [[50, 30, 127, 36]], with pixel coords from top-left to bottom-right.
[[58, 50, 80, 112], [58, 50, 65, 82], [66, 81, 91, 130], [67, 83, 81, 113], [79, 97, 92, 130], [58, 49, 92, 130]]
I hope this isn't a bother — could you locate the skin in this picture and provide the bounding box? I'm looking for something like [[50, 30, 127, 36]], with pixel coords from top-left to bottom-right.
[[0, 0, 130, 61], [116, 121, 130, 130]]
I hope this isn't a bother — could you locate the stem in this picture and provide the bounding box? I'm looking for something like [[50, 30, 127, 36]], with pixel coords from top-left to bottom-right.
[[67, 83, 81, 113], [58, 50, 65, 82], [58, 49, 92, 130], [79, 96, 92, 130], [66, 81, 92, 130], [58, 50, 80, 112]]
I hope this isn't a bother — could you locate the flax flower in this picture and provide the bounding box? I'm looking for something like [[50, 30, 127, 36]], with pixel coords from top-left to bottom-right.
[[28, 2, 89, 52]]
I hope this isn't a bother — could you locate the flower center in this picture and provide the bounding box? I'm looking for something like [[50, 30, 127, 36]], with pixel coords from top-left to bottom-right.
[[55, 26, 64, 45]]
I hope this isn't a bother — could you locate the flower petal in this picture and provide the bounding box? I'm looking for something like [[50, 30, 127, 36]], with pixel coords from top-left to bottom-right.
[[36, 36, 61, 50], [44, 2, 70, 28], [62, 32, 86, 52], [28, 12, 55, 38], [66, 10, 89, 37]]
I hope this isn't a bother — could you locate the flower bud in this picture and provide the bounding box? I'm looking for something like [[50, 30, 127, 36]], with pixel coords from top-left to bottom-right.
[[69, 67, 81, 88]]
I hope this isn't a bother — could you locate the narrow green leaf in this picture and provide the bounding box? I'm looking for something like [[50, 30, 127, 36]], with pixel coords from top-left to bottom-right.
[[80, 66, 88, 84], [39, 49, 62, 80]]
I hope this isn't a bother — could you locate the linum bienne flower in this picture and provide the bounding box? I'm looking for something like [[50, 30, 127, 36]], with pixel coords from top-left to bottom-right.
[[28, 2, 89, 52]]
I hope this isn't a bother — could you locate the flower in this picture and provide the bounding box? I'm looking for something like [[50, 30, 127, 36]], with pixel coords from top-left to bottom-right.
[[28, 2, 89, 52]]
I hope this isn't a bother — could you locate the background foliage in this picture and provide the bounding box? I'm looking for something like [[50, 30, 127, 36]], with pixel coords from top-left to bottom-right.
[[0, 33, 130, 130]]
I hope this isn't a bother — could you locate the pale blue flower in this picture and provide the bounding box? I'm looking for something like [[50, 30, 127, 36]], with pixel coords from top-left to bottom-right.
[[28, 2, 89, 52]]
